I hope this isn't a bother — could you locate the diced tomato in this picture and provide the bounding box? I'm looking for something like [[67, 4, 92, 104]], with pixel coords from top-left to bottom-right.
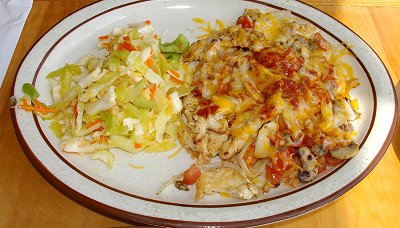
[[191, 87, 202, 97], [217, 82, 231, 95], [255, 48, 304, 76], [255, 50, 284, 69], [287, 56, 304, 74], [280, 148, 295, 168], [266, 165, 281, 186], [310, 86, 331, 104], [198, 98, 212, 106], [314, 32, 328, 51], [236, 15, 253, 28], [301, 136, 315, 148], [285, 146, 297, 155], [269, 134, 284, 148], [321, 64, 335, 82], [271, 155, 284, 171], [316, 155, 327, 174], [183, 164, 201, 185], [325, 153, 344, 167], [271, 148, 294, 172], [308, 69, 318, 77], [196, 105, 219, 119], [317, 162, 327, 174]]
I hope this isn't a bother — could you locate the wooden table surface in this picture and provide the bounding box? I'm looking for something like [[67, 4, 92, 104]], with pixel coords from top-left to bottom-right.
[[1, 0, 399, 227]]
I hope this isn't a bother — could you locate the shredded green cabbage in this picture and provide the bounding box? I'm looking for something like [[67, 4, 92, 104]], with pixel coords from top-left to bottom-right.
[[38, 21, 193, 167]]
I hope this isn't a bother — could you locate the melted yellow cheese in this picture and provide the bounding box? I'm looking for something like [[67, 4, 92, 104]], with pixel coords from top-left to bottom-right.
[[258, 14, 280, 40], [216, 19, 225, 31], [193, 18, 205, 23], [212, 95, 236, 115], [320, 102, 334, 132]]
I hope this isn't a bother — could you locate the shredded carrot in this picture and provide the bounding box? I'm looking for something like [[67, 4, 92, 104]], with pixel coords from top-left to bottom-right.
[[145, 20, 151, 25], [31, 99, 60, 115], [117, 42, 127, 51], [91, 135, 108, 145], [145, 57, 153, 67], [32, 99, 43, 107], [33, 99, 56, 111], [99, 135, 109, 144], [149, 83, 157, 99], [20, 98, 30, 106], [95, 126, 104, 132], [167, 69, 180, 78], [85, 119, 102, 129], [73, 102, 78, 115], [123, 36, 130, 41], [18, 104, 59, 114], [170, 76, 183, 84], [153, 34, 158, 39], [134, 142, 142, 148], [98, 35, 109, 40], [167, 70, 183, 84], [117, 41, 135, 52]]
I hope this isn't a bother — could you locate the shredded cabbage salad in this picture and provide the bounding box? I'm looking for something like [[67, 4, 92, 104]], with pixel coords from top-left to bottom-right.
[[19, 20, 193, 167]]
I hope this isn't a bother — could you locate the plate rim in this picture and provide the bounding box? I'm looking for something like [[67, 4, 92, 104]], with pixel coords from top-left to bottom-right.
[[10, 0, 398, 226]]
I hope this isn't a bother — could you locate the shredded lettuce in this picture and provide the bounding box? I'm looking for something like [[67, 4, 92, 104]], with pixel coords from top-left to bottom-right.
[[50, 120, 64, 139], [91, 150, 115, 168], [145, 137, 177, 152], [160, 34, 190, 53]]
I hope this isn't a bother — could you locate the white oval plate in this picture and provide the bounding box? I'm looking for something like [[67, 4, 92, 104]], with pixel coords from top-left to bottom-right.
[[11, 0, 398, 226]]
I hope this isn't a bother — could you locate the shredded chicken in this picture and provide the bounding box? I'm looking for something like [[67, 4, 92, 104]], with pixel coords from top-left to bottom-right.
[[195, 167, 259, 201], [176, 8, 360, 200]]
